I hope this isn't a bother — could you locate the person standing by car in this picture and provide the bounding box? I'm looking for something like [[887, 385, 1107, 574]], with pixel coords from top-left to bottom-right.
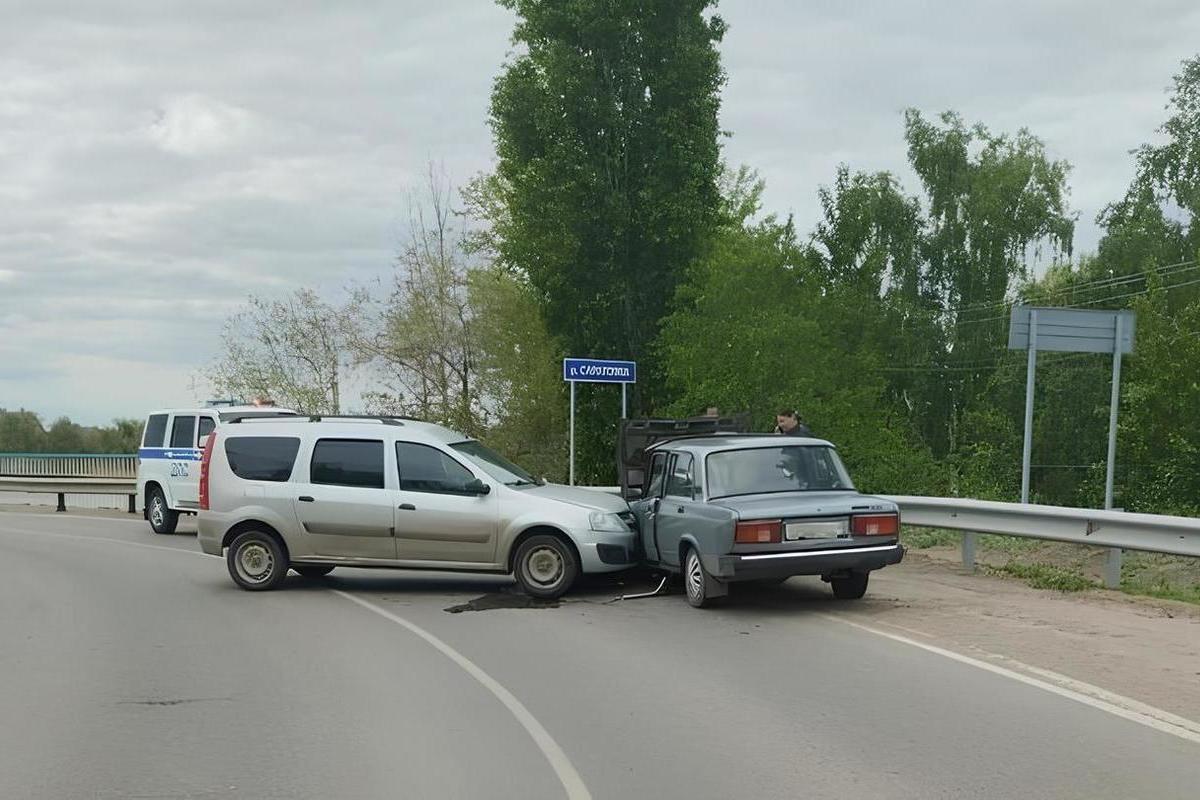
[[774, 409, 813, 436]]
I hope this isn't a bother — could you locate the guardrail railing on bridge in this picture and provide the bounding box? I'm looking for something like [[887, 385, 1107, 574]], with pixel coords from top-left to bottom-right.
[[882, 495, 1200, 588], [0, 453, 138, 513]]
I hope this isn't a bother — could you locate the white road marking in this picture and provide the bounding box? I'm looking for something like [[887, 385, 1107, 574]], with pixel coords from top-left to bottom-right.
[[820, 612, 1200, 746], [0, 509, 146, 524], [2, 523, 591, 796], [335, 590, 592, 800], [0, 525, 212, 557]]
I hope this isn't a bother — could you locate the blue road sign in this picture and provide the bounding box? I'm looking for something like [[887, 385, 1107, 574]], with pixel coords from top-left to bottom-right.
[[563, 358, 636, 383]]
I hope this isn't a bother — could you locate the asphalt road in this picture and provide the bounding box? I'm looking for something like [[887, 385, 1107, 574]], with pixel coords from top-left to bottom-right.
[[1, 511, 1197, 799]]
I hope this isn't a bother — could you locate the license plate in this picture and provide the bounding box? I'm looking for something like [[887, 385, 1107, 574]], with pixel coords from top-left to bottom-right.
[[785, 520, 849, 540]]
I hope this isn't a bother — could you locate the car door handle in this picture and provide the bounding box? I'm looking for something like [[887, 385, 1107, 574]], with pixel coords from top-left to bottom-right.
[[398, 503, 416, 511], [298, 496, 314, 503]]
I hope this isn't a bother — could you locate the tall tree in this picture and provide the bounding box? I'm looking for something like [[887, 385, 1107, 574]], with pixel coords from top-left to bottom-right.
[[485, 0, 727, 475], [1098, 55, 1200, 276], [904, 110, 1075, 453], [349, 167, 480, 433], [207, 288, 349, 414]]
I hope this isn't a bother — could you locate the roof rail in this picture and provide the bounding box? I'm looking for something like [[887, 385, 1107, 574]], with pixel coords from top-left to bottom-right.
[[647, 431, 777, 449], [228, 414, 412, 426]]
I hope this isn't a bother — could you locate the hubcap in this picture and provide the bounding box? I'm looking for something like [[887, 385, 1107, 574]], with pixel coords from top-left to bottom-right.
[[150, 498, 163, 527], [237, 543, 274, 583], [525, 546, 564, 586], [686, 552, 704, 601]]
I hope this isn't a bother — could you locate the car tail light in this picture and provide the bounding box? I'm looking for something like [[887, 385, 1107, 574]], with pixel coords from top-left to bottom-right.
[[735, 519, 782, 544], [199, 432, 217, 511], [851, 513, 899, 536]]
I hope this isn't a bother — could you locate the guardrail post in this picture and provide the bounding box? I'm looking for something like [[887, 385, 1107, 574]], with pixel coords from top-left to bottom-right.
[[962, 532, 977, 571], [1103, 548, 1122, 589], [127, 494, 136, 514], [56, 492, 66, 513]]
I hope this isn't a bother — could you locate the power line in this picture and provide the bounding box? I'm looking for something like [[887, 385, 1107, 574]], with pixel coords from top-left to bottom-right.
[[946, 259, 1198, 316]]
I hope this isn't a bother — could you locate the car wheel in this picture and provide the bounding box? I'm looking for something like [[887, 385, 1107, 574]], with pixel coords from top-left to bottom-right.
[[831, 572, 869, 600], [684, 548, 712, 608], [293, 565, 335, 578], [147, 487, 179, 535], [227, 530, 288, 591], [514, 535, 578, 599]]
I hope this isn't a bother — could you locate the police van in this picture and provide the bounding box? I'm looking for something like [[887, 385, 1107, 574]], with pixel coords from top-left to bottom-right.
[[137, 405, 297, 534]]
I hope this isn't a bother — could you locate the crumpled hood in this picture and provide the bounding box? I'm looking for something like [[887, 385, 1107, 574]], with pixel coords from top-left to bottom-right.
[[522, 483, 629, 512]]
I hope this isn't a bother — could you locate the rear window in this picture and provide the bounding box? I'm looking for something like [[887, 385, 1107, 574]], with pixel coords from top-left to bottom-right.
[[224, 437, 301, 482], [196, 416, 216, 445], [706, 445, 854, 499], [310, 439, 385, 489], [169, 416, 196, 449], [143, 414, 168, 448]]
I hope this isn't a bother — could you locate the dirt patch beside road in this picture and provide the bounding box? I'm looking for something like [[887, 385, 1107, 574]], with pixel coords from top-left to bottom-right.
[[850, 552, 1200, 722]]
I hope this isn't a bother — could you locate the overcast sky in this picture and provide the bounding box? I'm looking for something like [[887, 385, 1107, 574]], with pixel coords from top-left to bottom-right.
[[3, 0, 1198, 426]]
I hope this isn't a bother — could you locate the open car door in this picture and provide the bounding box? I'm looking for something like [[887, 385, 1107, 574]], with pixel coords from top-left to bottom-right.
[[617, 414, 751, 500]]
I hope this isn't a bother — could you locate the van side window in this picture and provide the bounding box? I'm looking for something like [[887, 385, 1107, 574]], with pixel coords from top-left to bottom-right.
[[169, 416, 196, 449], [395, 442, 475, 494], [143, 414, 168, 448], [225, 437, 300, 482], [196, 417, 216, 446], [645, 452, 667, 498], [311, 439, 385, 489], [665, 452, 694, 499]]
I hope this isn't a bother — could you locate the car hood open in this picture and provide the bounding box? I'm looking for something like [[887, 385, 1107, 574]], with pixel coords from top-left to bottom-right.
[[522, 483, 630, 512], [710, 491, 897, 520]]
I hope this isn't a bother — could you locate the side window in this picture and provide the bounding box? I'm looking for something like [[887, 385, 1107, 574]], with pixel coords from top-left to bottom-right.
[[396, 442, 476, 494], [665, 453, 694, 499], [224, 437, 300, 482], [196, 416, 216, 446], [645, 452, 667, 498], [310, 439, 385, 489], [169, 415, 196, 449], [143, 414, 168, 448]]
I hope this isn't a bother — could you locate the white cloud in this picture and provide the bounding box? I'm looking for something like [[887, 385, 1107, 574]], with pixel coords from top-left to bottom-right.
[[147, 94, 259, 156]]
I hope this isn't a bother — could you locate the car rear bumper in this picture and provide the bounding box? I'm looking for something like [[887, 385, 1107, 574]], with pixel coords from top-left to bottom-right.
[[705, 543, 904, 581], [196, 513, 226, 557]]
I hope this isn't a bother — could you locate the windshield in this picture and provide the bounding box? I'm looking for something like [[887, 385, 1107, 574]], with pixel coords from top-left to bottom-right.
[[705, 445, 854, 499], [451, 440, 541, 485]]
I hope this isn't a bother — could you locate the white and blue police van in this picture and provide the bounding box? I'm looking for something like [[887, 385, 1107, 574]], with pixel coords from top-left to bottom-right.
[[137, 405, 296, 534]]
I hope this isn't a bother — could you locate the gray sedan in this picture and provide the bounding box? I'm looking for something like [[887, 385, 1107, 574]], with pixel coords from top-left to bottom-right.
[[628, 435, 903, 607]]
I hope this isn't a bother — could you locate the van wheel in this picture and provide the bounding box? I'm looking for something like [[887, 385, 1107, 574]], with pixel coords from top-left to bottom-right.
[[147, 487, 179, 535], [514, 535, 578, 599], [293, 565, 335, 578], [227, 530, 288, 591], [831, 572, 869, 600]]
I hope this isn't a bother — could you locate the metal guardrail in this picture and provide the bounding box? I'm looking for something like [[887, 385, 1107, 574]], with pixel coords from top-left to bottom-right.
[[883, 495, 1200, 587], [0, 454, 138, 513], [0, 453, 137, 479]]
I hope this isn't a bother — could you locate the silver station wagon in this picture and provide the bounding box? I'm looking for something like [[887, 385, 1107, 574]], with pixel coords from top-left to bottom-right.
[[626, 432, 904, 607], [197, 416, 637, 597]]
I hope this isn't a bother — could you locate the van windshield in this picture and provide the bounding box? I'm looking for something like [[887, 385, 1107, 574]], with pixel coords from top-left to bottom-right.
[[451, 440, 542, 486]]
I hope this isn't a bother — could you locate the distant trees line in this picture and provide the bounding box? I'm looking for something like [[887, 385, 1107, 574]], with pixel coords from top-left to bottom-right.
[[0, 409, 142, 454]]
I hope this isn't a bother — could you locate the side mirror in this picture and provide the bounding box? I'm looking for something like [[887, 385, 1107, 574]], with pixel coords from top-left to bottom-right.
[[624, 486, 643, 501], [464, 478, 491, 496]]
